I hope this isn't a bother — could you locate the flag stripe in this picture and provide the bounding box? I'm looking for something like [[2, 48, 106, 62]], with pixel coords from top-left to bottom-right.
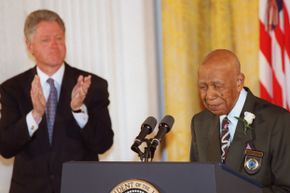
[[284, 1, 290, 109], [259, 51, 273, 96], [284, 2, 290, 57], [259, 21, 272, 65], [260, 81, 272, 101], [259, 0, 290, 111]]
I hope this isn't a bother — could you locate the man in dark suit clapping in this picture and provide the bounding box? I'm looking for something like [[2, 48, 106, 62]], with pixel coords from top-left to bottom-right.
[[190, 49, 290, 193], [0, 9, 114, 193]]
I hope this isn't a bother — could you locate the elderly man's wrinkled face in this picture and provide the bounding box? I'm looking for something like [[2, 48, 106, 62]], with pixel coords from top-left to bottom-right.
[[198, 61, 244, 116]]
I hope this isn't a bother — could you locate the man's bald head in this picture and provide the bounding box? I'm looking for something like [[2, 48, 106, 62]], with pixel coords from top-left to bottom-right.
[[201, 49, 241, 76], [198, 49, 245, 115]]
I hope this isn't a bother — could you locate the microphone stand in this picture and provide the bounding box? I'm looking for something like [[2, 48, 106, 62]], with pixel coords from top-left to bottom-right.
[[143, 138, 153, 162], [135, 138, 154, 162]]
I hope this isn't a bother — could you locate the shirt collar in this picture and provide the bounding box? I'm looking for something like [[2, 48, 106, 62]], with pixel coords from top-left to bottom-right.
[[228, 88, 247, 120], [219, 88, 248, 123], [36, 64, 65, 87]]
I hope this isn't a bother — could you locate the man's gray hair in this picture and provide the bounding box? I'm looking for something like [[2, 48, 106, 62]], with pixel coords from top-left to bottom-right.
[[24, 9, 65, 41]]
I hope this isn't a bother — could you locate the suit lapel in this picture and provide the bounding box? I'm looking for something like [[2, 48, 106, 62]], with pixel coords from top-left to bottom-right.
[[226, 88, 256, 171], [55, 64, 75, 117], [206, 114, 221, 162], [226, 119, 253, 170], [51, 64, 77, 146]]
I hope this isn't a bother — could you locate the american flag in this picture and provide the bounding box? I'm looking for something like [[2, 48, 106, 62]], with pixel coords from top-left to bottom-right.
[[259, 0, 290, 111]]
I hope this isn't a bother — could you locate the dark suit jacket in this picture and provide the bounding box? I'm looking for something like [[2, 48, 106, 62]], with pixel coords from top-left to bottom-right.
[[0, 63, 114, 193], [190, 88, 290, 193]]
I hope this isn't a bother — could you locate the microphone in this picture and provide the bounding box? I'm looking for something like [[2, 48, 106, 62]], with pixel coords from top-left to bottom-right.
[[131, 116, 157, 154], [150, 115, 174, 157]]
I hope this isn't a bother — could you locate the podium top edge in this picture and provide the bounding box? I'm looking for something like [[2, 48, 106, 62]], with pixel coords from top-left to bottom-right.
[[63, 161, 221, 166]]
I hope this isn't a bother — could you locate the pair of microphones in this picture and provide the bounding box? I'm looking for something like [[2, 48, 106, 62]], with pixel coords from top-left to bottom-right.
[[131, 115, 174, 161]]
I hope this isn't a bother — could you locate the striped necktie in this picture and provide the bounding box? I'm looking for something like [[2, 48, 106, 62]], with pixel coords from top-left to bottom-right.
[[46, 78, 57, 144], [220, 117, 230, 163]]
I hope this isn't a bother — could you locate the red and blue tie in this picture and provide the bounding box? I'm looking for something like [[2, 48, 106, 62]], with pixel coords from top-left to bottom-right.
[[220, 117, 230, 163]]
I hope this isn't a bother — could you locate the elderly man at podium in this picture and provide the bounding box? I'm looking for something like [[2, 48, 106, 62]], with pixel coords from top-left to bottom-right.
[[190, 49, 290, 193]]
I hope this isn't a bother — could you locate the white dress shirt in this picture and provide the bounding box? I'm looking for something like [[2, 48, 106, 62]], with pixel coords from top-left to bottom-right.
[[219, 88, 248, 143]]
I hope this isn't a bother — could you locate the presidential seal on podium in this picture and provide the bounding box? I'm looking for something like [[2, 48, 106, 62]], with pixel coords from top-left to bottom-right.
[[110, 179, 160, 193]]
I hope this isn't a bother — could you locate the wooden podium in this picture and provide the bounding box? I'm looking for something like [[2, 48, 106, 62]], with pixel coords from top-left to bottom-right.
[[60, 161, 262, 193]]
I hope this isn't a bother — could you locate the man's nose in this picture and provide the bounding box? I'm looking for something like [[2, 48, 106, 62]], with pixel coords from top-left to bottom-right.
[[205, 87, 216, 100], [50, 38, 58, 47]]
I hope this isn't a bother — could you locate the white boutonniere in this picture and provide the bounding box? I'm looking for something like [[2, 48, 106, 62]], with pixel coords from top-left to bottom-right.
[[235, 111, 256, 134]]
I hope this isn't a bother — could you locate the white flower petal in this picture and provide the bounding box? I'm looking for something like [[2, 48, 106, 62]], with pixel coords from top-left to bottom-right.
[[244, 111, 256, 125]]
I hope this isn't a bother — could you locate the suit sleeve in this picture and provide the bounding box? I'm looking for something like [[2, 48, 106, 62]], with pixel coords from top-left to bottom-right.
[[263, 111, 290, 193], [79, 79, 114, 154], [0, 84, 31, 158], [190, 115, 199, 161]]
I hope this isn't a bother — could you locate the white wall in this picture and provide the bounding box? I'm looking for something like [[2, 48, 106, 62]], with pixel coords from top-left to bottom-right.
[[0, 1, 160, 193]]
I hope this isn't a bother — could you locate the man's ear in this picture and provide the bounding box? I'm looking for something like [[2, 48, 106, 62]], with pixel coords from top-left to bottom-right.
[[26, 39, 33, 54], [25, 39, 35, 61], [237, 73, 245, 90]]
